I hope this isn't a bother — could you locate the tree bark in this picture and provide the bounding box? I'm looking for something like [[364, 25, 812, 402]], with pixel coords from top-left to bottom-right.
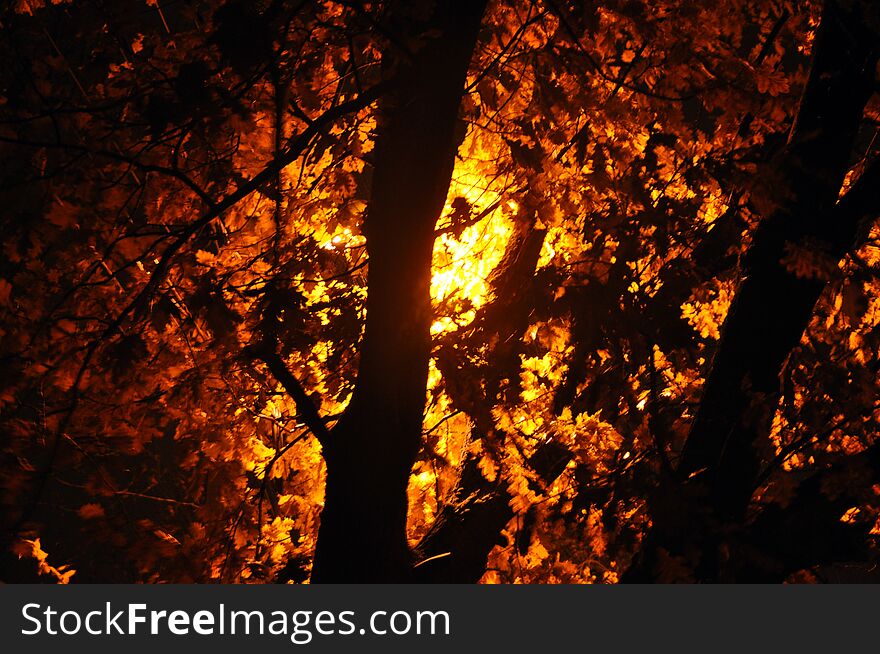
[[416, 214, 548, 581], [310, 0, 487, 583], [677, 0, 878, 519], [625, 0, 879, 581]]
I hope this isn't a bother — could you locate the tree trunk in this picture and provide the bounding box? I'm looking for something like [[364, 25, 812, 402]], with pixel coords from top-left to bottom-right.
[[677, 0, 878, 519], [416, 214, 548, 581], [310, 0, 487, 583], [625, 0, 879, 581]]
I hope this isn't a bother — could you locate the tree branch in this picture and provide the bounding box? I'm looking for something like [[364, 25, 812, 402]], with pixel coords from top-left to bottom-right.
[[244, 343, 332, 449]]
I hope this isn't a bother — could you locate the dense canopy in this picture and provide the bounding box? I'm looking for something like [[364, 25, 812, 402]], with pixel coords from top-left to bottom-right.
[[1, 0, 879, 583]]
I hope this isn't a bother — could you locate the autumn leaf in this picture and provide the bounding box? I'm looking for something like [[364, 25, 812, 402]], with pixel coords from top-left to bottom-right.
[[78, 503, 106, 519]]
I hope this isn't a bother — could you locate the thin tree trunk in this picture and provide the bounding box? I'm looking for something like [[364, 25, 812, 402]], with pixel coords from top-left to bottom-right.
[[310, 0, 488, 583], [416, 214, 547, 582]]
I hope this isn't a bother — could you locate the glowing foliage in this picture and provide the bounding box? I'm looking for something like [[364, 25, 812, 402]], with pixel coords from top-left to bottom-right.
[[1, 0, 878, 584]]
